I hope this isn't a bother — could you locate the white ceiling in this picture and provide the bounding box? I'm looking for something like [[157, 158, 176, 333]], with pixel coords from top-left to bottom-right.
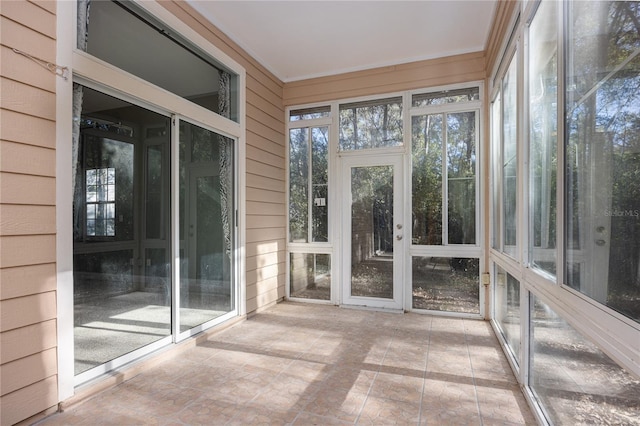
[[186, 0, 498, 83]]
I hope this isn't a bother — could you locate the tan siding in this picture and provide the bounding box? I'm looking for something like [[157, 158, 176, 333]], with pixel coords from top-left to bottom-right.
[[283, 52, 486, 106], [0, 263, 57, 300], [246, 145, 285, 169], [1, 347, 57, 396], [0, 109, 56, 148], [0, 205, 56, 236], [0, 45, 56, 92], [0, 141, 56, 177], [0, 1, 58, 423], [0, 376, 58, 426], [246, 215, 286, 229], [246, 173, 285, 193], [246, 187, 286, 205], [246, 201, 285, 217], [0, 319, 57, 364], [0, 173, 56, 205], [0, 0, 56, 39], [0, 291, 57, 332], [0, 235, 56, 269], [0, 77, 56, 120], [245, 251, 285, 272], [0, 15, 56, 64], [246, 159, 285, 182], [246, 239, 285, 258], [247, 130, 288, 159]]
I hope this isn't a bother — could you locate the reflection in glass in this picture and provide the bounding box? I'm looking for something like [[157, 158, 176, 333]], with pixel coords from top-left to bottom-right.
[[529, 0, 558, 277], [179, 121, 234, 331], [491, 94, 501, 250], [494, 264, 520, 364], [565, 1, 640, 323], [73, 86, 171, 375], [412, 114, 443, 245], [412, 257, 479, 313], [289, 253, 330, 300], [412, 87, 480, 107], [530, 296, 640, 424], [447, 112, 476, 244], [339, 97, 403, 150], [351, 166, 394, 299], [81, 0, 238, 121], [503, 55, 518, 256], [290, 106, 330, 121]]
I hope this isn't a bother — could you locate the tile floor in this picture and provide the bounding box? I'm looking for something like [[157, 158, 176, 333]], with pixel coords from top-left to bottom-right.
[[38, 302, 537, 425]]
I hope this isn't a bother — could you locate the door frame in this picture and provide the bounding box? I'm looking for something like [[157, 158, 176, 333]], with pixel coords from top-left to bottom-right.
[[340, 153, 405, 310]]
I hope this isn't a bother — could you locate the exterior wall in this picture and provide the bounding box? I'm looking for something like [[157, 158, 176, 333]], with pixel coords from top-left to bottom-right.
[[0, 1, 59, 424], [283, 51, 485, 106], [160, 2, 287, 315]]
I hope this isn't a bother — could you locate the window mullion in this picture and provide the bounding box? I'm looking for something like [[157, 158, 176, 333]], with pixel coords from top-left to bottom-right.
[[442, 112, 449, 245], [307, 127, 313, 243]]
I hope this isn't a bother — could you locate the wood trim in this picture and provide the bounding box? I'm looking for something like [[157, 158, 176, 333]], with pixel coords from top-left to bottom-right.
[[485, 0, 519, 78]]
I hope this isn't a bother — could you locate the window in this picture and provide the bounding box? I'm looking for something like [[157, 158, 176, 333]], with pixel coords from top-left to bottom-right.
[[503, 55, 518, 257], [288, 107, 331, 302], [565, 0, 640, 323], [289, 126, 329, 243], [530, 296, 640, 424], [494, 264, 521, 365], [529, 0, 558, 277], [339, 97, 403, 150], [85, 168, 116, 237], [411, 88, 479, 246], [80, 0, 239, 121]]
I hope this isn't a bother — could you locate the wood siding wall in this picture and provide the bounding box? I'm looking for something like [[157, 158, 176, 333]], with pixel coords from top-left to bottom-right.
[[0, 1, 59, 424], [161, 2, 286, 315], [283, 51, 486, 106]]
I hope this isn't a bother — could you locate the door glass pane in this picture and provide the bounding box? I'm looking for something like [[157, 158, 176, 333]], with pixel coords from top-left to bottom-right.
[[530, 296, 640, 424], [289, 253, 331, 300], [179, 121, 234, 331], [73, 85, 171, 375], [350, 166, 394, 299], [503, 55, 518, 257], [412, 114, 443, 245], [565, 1, 640, 323], [447, 112, 476, 244], [529, 0, 558, 277], [412, 257, 479, 313], [81, 0, 238, 121], [494, 264, 521, 365]]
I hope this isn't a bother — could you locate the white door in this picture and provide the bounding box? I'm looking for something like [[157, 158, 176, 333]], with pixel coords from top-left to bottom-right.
[[341, 155, 404, 310]]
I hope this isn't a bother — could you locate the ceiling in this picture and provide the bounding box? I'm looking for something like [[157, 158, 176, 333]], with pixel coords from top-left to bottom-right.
[[186, 0, 498, 83]]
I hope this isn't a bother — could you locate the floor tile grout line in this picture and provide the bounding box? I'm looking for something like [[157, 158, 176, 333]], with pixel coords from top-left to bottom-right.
[[463, 318, 485, 426], [418, 315, 433, 425]]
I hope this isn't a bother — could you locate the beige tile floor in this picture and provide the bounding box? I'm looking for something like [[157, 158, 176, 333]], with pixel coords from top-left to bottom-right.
[[38, 302, 537, 425]]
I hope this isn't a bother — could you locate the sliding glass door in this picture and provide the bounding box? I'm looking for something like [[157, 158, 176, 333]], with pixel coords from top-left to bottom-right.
[[73, 86, 236, 382]]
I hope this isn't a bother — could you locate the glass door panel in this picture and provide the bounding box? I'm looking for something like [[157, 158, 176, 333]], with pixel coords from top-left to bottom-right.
[[179, 121, 234, 331], [342, 156, 403, 309], [73, 85, 171, 378]]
